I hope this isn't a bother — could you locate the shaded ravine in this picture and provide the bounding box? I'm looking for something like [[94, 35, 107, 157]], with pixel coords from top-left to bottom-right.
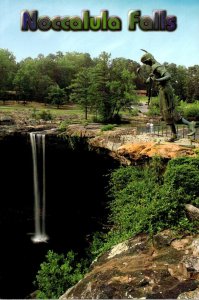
[[0, 133, 118, 299]]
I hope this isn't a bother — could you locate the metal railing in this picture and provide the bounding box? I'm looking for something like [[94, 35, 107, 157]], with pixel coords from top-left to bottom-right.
[[136, 123, 198, 140]]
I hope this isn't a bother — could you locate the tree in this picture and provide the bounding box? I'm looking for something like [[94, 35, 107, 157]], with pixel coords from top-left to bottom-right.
[[89, 52, 112, 122], [90, 53, 137, 122], [13, 52, 94, 103], [13, 58, 38, 101], [0, 49, 17, 103], [36, 75, 55, 103], [56, 52, 93, 88], [70, 68, 92, 119], [175, 65, 187, 101], [0, 49, 17, 90], [164, 63, 187, 101], [186, 65, 199, 102], [69, 52, 138, 122], [109, 58, 137, 115], [47, 85, 66, 108]]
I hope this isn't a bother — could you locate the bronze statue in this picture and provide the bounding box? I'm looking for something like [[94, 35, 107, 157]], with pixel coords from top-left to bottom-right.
[[140, 50, 196, 142]]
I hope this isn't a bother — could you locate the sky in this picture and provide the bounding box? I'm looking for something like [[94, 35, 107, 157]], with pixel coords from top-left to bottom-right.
[[0, 0, 198, 66]]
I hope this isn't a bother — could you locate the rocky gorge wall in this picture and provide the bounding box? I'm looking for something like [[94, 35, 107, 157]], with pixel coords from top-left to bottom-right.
[[1, 121, 199, 299], [0, 129, 118, 298]]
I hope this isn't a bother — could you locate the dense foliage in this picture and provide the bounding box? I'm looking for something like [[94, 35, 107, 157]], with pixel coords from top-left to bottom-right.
[[69, 52, 137, 122], [90, 157, 199, 256], [34, 250, 88, 299]]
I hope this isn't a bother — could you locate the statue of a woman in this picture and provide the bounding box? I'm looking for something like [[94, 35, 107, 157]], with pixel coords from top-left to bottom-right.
[[140, 51, 196, 142]]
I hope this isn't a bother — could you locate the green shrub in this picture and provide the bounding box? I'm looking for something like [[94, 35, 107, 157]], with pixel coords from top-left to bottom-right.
[[34, 250, 87, 299], [164, 157, 199, 206], [31, 109, 53, 121], [130, 108, 139, 116], [38, 110, 53, 121], [89, 231, 107, 258], [91, 157, 199, 257], [147, 106, 160, 116], [178, 101, 199, 119], [101, 124, 116, 131], [108, 164, 161, 235], [58, 120, 70, 132]]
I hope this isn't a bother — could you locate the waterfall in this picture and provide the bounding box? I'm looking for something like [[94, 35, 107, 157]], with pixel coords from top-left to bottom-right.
[[30, 132, 48, 243]]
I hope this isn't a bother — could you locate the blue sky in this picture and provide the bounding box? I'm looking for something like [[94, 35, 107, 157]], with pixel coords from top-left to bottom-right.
[[0, 0, 198, 66]]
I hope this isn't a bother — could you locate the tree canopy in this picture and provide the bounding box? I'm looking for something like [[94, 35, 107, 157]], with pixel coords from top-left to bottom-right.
[[0, 48, 199, 115]]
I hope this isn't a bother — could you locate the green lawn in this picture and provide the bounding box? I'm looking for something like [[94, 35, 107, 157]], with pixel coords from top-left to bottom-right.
[[137, 95, 148, 103], [0, 97, 149, 123], [0, 101, 84, 117]]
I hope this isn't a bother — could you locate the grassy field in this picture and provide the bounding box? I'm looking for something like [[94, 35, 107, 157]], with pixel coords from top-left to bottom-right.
[[0, 98, 150, 125], [0, 101, 90, 127], [0, 101, 83, 115]]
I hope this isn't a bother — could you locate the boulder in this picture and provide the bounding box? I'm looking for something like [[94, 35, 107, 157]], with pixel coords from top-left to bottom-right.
[[185, 204, 199, 221], [60, 231, 199, 299]]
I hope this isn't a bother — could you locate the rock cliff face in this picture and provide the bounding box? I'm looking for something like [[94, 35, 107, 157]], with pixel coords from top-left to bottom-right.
[[60, 231, 199, 299], [65, 125, 198, 165], [0, 123, 198, 164], [117, 142, 196, 161], [1, 123, 199, 299]]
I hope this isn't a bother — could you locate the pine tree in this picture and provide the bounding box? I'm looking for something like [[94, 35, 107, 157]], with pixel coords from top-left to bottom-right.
[[69, 67, 92, 120], [89, 52, 112, 122]]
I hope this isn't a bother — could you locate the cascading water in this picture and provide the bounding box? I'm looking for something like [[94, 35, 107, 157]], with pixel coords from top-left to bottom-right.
[[30, 132, 48, 243]]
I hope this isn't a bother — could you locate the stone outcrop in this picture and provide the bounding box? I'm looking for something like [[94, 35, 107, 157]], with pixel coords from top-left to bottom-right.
[[60, 231, 199, 299], [64, 125, 199, 164], [117, 142, 196, 161], [1, 122, 198, 164]]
